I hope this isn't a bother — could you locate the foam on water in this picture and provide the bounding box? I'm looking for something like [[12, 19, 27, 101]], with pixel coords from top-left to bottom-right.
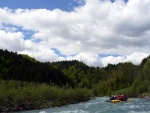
[[39, 110, 88, 113], [128, 105, 140, 109], [52, 110, 89, 113], [13, 97, 150, 113], [128, 111, 150, 113], [39, 111, 47, 113]]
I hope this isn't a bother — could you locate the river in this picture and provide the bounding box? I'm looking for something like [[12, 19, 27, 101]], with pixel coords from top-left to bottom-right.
[[13, 97, 150, 113]]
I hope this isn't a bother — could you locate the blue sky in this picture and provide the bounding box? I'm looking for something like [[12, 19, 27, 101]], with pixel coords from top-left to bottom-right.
[[0, 0, 149, 67], [0, 0, 128, 11], [0, 0, 80, 11]]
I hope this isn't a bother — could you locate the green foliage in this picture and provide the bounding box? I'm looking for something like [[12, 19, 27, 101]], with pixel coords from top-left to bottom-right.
[[0, 80, 94, 112], [91, 62, 139, 96], [143, 56, 150, 80], [0, 49, 71, 86], [115, 80, 150, 97], [21, 54, 38, 63], [0, 48, 150, 105], [51, 60, 103, 88]]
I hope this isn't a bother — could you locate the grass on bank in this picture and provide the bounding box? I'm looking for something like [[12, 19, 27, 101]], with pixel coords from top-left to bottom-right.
[[0, 79, 94, 112], [114, 80, 150, 97]]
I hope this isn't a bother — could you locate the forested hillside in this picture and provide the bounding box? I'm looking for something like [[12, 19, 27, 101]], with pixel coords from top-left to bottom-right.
[[0, 49, 70, 86], [50, 60, 102, 88], [0, 49, 150, 97], [50, 54, 150, 97]]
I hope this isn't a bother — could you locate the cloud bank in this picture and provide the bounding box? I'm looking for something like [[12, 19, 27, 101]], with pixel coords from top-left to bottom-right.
[[0, 0, 150, 67]]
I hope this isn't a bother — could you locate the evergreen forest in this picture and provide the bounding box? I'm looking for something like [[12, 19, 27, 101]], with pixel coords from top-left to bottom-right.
[[0, 49, 150, 112]]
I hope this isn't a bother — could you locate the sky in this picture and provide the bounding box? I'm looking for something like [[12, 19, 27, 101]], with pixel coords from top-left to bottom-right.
[[0, 0, 150, 67]]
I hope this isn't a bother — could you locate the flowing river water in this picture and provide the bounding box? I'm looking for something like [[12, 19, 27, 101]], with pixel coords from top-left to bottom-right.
[[13, 97, 150, 113]]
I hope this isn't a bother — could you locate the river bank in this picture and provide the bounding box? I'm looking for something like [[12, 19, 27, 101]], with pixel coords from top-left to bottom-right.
[[1, 94, 150, 112], [11, 97, 150, 113], [0, 80, 94, 112], [0, 97, 94, 112], [0, 97, 96, 112], [0, 100, 53, 112], [0, 80, 149, 112], [138, 93, 150, 99]]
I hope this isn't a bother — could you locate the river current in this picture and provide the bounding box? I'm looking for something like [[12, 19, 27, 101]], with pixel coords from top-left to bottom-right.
[[13, 97, 150, 113]]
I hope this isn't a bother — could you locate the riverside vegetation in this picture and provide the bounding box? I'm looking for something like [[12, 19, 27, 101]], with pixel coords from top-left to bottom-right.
[[0, 49, 150, 112], [0, 80, 94, 112]]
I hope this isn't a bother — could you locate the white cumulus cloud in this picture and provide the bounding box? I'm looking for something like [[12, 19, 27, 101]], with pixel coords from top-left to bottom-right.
[[0, 0, 150, 67]]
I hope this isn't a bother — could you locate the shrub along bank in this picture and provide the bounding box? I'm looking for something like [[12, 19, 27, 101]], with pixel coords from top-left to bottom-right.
[[0, 80, 94, 112]]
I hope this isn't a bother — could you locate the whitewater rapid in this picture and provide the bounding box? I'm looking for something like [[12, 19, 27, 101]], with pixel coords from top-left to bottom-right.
[[13, 97, 150, 113]]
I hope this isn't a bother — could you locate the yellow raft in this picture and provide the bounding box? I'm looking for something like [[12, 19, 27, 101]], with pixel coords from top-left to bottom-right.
[[111, 99, 121, 103]]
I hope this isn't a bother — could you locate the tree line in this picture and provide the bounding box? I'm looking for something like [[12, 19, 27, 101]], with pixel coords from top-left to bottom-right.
[[0, 49, 71, 86], [50, 54, 150, 97], [0, 48, 150, 97]]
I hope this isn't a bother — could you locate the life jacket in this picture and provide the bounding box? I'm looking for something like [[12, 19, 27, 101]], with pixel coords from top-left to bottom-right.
[[118, 95, 126, 101]]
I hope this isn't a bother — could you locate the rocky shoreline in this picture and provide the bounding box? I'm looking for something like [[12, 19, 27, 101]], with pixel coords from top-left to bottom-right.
[[0, 99, 89, 112], [0, 101, 54, 112], [138, 93, 150, 100], [0, 106, 29, 112]]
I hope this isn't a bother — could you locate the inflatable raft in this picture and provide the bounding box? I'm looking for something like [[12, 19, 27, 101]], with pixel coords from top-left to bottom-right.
[[107, 95, 128, 103], [106, 99, 128, 103], [111, 99, 121, 103]]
